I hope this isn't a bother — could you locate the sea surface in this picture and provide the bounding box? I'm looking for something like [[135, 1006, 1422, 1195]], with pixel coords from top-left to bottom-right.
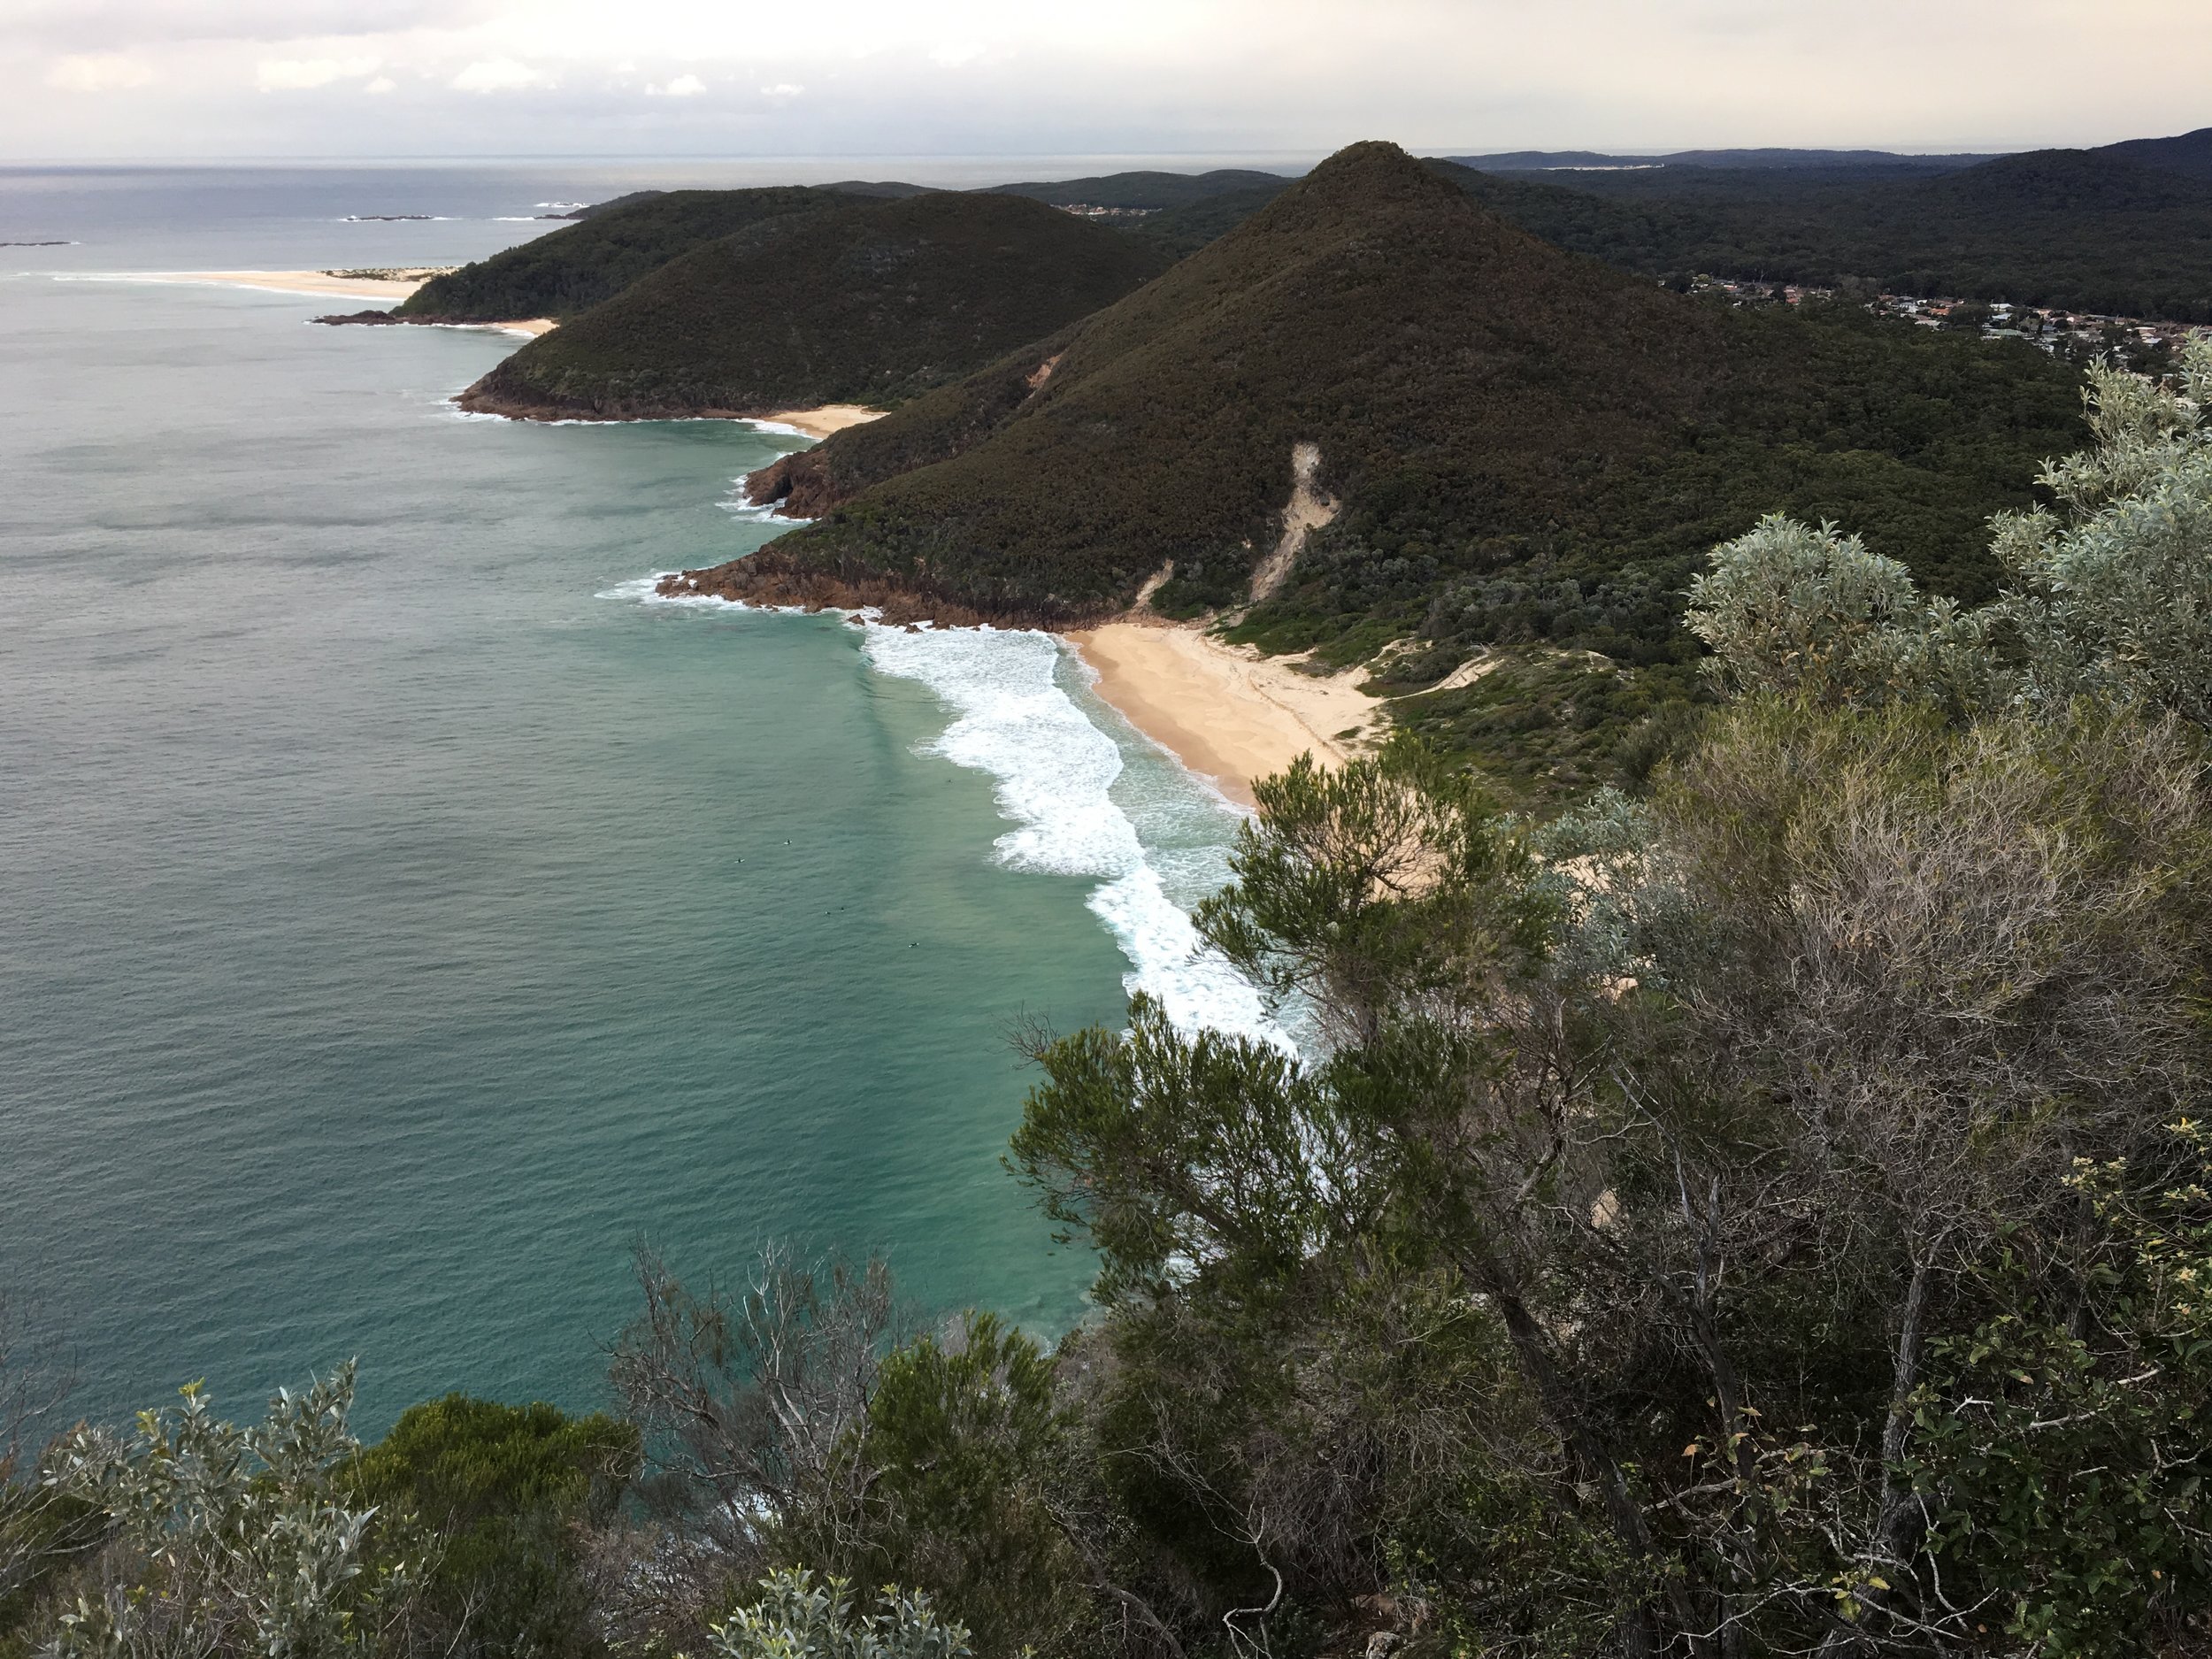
[[0, 164, 1270, 1432]]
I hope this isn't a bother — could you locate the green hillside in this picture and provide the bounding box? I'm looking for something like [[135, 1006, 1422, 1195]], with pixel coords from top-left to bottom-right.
[[1468, 149, 2212, 319], [688, 142, 2081, 639], [397, 187, 845, 320], [396, 142, 2212, 333], [458, 191, 1173, 421], [987, 167, 1294, 208]]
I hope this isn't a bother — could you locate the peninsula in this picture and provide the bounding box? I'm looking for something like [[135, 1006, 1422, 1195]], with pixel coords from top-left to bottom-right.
[[453, 191, 1170, 423]]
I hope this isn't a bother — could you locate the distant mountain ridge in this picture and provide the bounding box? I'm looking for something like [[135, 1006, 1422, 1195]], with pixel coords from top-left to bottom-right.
[[2098, 126, 2212, 179], [1445, 127, 2212, 180], [1447, 147, 1999, 174], [394, 124, 2211, 336], [984, 169, 1294, 206]]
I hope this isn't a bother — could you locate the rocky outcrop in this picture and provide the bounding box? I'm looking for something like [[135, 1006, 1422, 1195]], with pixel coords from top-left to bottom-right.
[[655, 549, 1111, 629], [449, 373, 763, 424], [741, 452, 847, 519]]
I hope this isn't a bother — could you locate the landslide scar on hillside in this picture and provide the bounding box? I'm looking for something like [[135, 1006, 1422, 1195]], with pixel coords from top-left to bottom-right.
[[1251, 442, 1340, 603]]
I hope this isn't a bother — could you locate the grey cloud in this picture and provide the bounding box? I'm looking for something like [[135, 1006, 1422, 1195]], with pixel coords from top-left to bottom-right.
[[4, 0, 488, 50], [4, 0, 2208, 163]]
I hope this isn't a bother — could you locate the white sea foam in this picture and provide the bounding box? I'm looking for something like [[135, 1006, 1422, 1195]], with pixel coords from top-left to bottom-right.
[[593, 570, 856, 616], [718, 485, 810, 526], [595, 576, 1288, 1048], [859, 625, 1289, 1049]]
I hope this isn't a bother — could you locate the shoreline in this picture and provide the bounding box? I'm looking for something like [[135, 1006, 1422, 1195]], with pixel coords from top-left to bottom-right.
[[457, 399, 884, 435], [115, 270, 429, 300], [91, 272, 559, 335], [1064, 623, 1382, 808], [752, 404, 885, 441]]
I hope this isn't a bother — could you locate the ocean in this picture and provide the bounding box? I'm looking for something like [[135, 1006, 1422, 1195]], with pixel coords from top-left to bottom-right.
[[0, 163, 1271, 1432]]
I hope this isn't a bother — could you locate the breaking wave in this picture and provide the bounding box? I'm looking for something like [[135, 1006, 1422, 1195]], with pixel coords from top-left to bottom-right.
[[603, 574, 1287, 1049], [858, 625, 1290, 1050]]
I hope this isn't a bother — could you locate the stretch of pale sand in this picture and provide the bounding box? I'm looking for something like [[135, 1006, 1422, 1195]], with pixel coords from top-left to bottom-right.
[[757, 404, 885, 440], [113, 272, 559, 335], [1065, 623, 1382, 808], [150, 270, 428, 299]]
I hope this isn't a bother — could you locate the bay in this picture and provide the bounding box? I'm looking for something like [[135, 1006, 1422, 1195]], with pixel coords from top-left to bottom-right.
[[0, 165, 1256, 1432]]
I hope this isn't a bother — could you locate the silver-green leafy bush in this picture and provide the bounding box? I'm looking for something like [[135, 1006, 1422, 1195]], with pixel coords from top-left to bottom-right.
[[705, 1570, 969, 1659], [1995, 334, 2212, 724], [42, 1364, 421, 1659], [1684, 513, 1998, 712], [1689, 334, 2212, 726]]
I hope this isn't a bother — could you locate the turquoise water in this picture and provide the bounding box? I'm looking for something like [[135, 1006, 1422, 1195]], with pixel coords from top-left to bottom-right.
[[0, 169, 1260, 1432]]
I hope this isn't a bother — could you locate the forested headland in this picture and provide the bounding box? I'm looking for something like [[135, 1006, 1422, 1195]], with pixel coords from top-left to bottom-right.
[[454, 192, 1172, 421], [674, 142, 2096, 803]]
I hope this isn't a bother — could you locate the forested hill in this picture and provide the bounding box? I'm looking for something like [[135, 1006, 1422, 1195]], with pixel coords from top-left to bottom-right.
[[457, 191, 1173, 421], [397, 132, 2211, 330], [1442, 144, 2212, 321], [982, 145, 2212, 321], [982, 169, 1299, 256], [674, 141, 2083, 649], [1447, 145, 1998, 175], [2099, 124, 2212, 178], [985, 167, 1291, 207], [397, 187, 849, 320]]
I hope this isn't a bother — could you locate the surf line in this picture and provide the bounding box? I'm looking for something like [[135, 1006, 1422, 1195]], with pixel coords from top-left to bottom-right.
[[610, 577, 1290, 1052]]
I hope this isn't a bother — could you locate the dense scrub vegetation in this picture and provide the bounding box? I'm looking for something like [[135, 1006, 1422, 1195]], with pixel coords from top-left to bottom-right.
[[8, 340, 2209, 1659], [460, 191, 1171, 420], [398, 188, 849, 321]]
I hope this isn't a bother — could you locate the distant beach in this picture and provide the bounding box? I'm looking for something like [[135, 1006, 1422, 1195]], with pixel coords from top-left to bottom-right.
[[132, 268, 430, 299], [86, 271, 561, 334]]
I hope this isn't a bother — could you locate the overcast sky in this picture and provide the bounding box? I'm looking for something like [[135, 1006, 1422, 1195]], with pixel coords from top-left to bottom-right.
[[4, 0, 2206, 164]]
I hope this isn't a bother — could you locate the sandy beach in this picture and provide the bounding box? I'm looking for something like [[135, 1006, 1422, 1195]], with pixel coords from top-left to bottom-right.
[[106, 272, 560, 336], [152, 270, 434, 299], [1066, 623, 1382, 807], [757, 404, 885, 440]]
